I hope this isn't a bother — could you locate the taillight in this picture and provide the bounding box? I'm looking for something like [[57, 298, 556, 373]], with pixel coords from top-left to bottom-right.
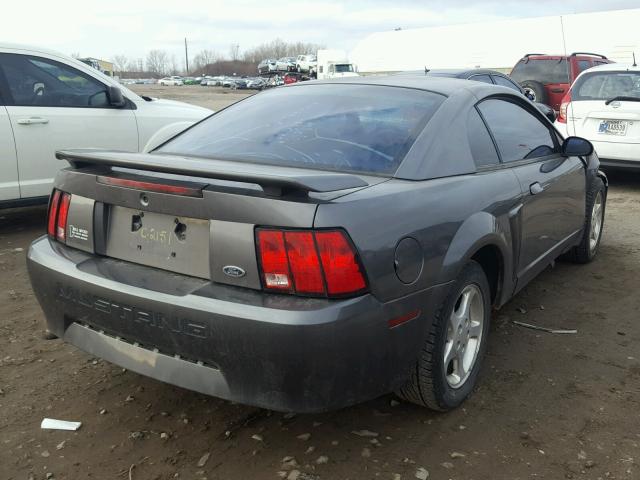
[[56, 192, 71, 242], [47, 189, 71, 242], [558, 90, 571, 124], [47, 190, 61, 237], [256, 228, 367, 298], [315, 231, 367, 295]]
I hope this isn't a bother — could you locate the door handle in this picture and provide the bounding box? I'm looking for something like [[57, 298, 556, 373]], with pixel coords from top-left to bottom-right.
[[530, 182, 545, 195], [17, 117, 49, 125]]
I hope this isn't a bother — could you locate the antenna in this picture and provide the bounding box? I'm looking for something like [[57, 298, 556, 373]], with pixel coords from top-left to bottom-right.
[[633, 52, 637, 67]]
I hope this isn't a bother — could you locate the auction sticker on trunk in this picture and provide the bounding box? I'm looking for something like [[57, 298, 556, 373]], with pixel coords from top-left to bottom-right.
[[105, 206, 210, 279], [598, 120, 629, 136]]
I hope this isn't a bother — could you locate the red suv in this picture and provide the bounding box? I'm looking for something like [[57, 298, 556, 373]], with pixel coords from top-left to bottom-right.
[[510, 52, 611, 111]]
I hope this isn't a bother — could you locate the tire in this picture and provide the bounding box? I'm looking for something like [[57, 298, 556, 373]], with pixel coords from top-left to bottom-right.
[[564, 177, 606, 264], [520, 80, 548, 105], [397, 261, 491, 411]]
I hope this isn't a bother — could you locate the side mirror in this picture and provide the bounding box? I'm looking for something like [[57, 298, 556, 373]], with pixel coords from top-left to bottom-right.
[[107, 85, 126, 108], [562, 136, 593, 157]]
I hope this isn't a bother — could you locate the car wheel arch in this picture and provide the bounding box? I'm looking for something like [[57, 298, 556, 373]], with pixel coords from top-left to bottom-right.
[[440, 212, 512, 307]]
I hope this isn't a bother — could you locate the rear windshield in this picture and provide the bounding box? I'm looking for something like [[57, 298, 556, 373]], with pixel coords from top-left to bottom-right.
[[510, 58, 570, 84], [156, 84, 445, 175], [572, 71, 640, 101]]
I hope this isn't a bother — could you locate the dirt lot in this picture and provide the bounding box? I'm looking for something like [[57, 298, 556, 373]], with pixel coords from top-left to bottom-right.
[[1, 85, 640, 480], [129, 84, 255, 111]]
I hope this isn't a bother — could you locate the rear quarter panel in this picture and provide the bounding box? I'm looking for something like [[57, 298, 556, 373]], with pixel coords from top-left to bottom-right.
[[314, 169, 522, 304]]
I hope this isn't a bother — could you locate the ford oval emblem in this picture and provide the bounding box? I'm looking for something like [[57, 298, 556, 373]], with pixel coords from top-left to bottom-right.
[[223, 265, 246, 278]]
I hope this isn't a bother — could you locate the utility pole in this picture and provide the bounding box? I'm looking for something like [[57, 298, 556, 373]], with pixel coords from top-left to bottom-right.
[[184, 38, 189, 74]]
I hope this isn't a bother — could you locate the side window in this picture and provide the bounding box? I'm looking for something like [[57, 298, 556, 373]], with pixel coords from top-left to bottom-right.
[[492, 75, 521, 92], [468, 74, 493, 84], [0, 53, 109, 108], [478, 99, 558, 163], [577, 60, 592, 73], [467, 108, 499, 167]]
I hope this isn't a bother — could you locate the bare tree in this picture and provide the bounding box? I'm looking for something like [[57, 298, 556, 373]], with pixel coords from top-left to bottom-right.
[[229, 43, 240, 62], [192, 49, 219, 72], [169, 54, 179, 75], [112, 55, 129, 74], [146, 49, 169, 75]]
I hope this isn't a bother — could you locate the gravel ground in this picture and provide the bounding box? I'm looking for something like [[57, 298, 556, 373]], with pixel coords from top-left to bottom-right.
[[1, 85, 639, 480]]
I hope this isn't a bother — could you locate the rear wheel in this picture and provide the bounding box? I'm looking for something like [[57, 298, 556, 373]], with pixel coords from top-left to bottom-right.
[[397, 261, 491, 411], [520, 80, 548, 105], [565, 177, 606, 263]]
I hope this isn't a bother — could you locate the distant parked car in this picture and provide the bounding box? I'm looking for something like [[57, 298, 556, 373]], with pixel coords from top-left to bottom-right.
[[276, 57, 296, 72], [283, 73, 299, 85], [246, 78, 266, 90], [205, 76, 225, 87], [296, 54, 317, 73], [510, 53, 612, 111], [231, 79, 248, 90], [159, 76, 184, 86], [419, 68, 557, 122], [555, 63, 640, 170], [0, 43, 212, 206], [258, 59, 277, 74]]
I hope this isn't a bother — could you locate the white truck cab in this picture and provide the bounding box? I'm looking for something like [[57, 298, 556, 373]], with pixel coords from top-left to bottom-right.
[[316, 49, 359, 80], [0, 43, 211, 206]]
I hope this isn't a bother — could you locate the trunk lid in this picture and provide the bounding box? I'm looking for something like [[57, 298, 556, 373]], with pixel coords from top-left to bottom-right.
[[569, 99, 640, 144], [53, 149, 383, 289]]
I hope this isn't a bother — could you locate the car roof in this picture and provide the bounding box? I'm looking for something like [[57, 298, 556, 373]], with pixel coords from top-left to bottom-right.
[[302, 74, 516, 97], [0, 42, 69, 58], [428, 68, 508, 78], [396, 68, 509, 78], [580, 63, 640, 73]]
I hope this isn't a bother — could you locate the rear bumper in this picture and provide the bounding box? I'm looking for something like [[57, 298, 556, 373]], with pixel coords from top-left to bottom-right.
[[591, 140, 640, 166], [598, 158, 640, 170], [27, 236, 449, 412]]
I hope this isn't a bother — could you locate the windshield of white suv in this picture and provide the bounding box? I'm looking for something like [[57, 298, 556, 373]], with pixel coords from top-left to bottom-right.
[[572, 71, 640, 101]]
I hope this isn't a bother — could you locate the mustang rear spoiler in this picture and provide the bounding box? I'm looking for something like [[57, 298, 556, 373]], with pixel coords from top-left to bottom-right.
[[56, 149, 369, 196]]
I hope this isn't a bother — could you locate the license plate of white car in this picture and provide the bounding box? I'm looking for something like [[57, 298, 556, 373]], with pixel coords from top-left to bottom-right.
[[598, 120, 628, 136]]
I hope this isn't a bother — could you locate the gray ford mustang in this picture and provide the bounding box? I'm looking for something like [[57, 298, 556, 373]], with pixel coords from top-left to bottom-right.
[[27, 76, 607, 412]]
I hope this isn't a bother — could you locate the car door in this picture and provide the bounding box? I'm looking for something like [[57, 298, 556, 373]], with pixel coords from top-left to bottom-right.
[[0, 53, 138, 199], [0, 85, 19, 201], [478, 97, 585, 289]]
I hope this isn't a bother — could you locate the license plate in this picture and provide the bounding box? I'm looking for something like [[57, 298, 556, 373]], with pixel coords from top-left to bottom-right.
[[105, 206, 210, 278], [598, 120, 628, 136]]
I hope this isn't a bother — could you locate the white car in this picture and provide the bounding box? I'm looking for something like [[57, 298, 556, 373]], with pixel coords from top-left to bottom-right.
[[158, 76, 184, 86], [275, 57, 296, 72], [295, 54, 317, 73], [0, 44, 212, 205], [555, 63, 640, 169]]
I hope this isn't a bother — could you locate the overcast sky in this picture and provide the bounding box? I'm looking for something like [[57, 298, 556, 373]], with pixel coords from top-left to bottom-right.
[[6, 0, 639, 65]]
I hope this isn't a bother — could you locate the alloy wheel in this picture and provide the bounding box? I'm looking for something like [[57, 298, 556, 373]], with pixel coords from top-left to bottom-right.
[[444, 284, 484, 388], [589, 191, 604, 254]]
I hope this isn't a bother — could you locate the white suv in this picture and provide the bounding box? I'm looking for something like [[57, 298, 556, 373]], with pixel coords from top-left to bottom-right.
[[555, 63, 640, 169], [0, 44, 211, 205], [296, 54, 317, 73]]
